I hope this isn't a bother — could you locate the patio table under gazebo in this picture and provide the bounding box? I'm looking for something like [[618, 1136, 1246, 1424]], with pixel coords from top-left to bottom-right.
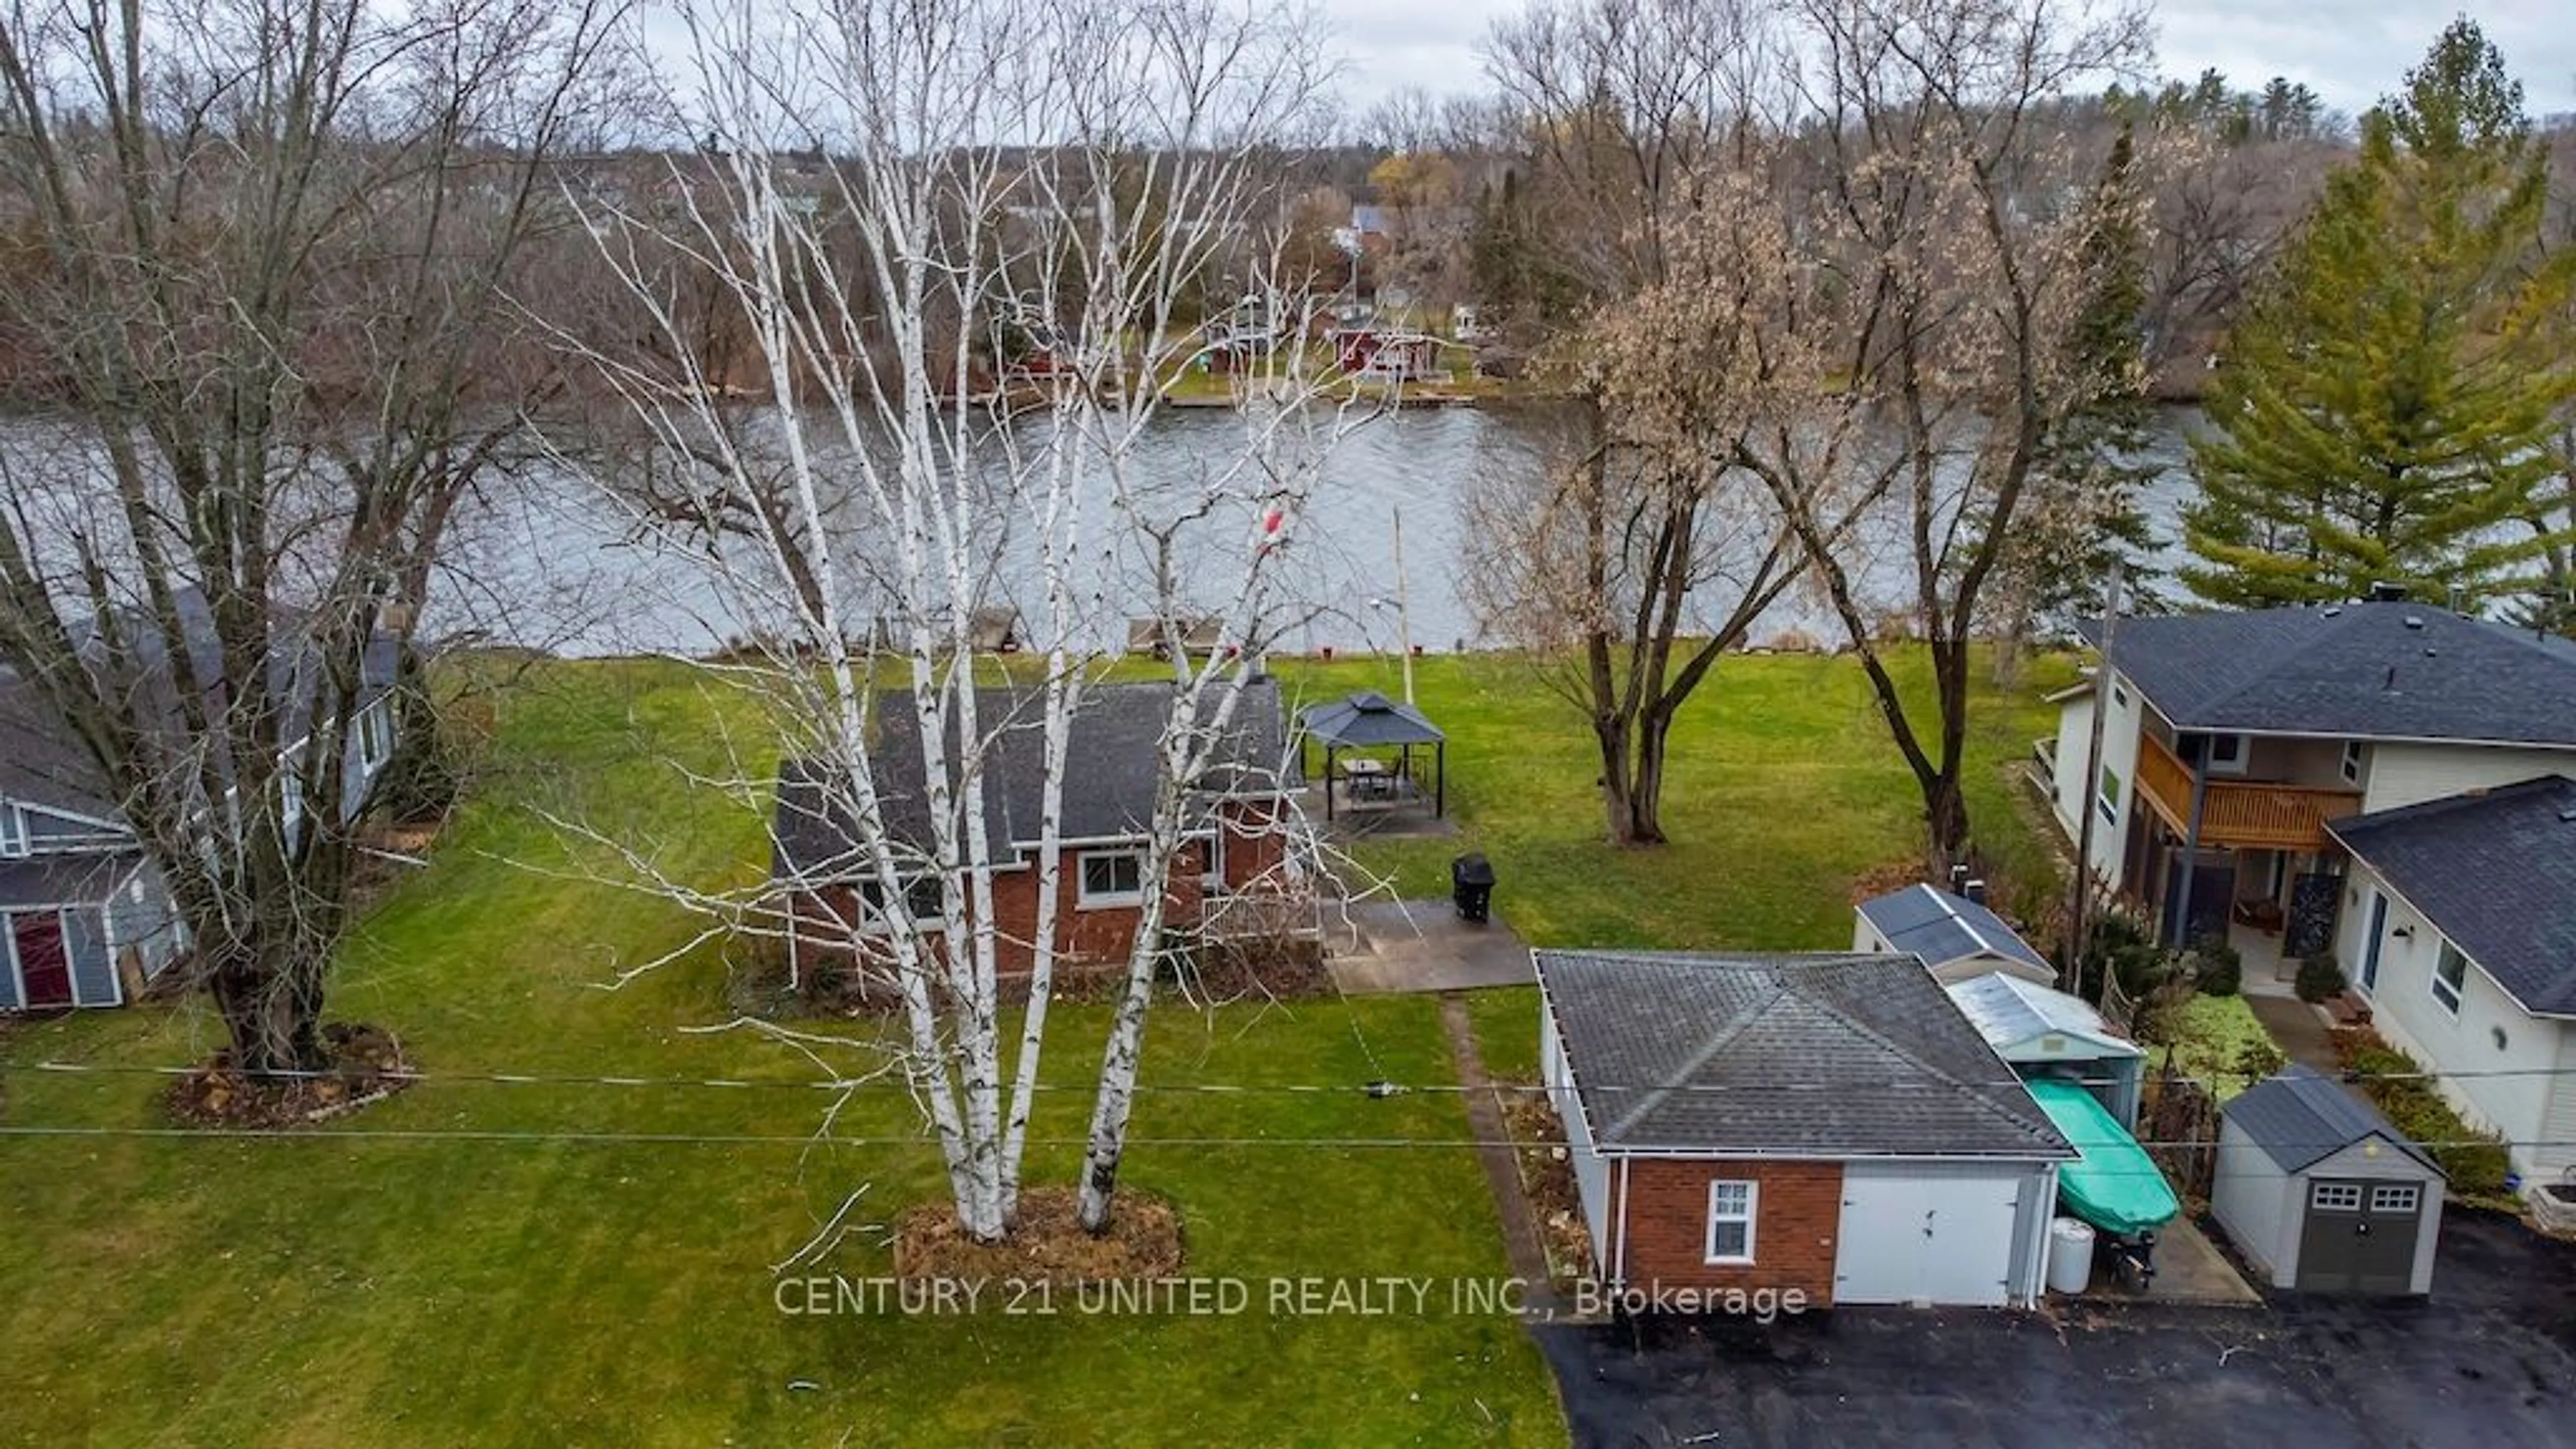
[[1297, 690, 1446, 822]]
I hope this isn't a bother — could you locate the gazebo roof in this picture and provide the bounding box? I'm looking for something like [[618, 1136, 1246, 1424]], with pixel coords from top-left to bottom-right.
[[1299, 690, 1444, 749]]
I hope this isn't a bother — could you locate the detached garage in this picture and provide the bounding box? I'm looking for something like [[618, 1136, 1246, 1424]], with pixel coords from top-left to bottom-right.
[[1536, 949, 2076, 1309], [2212, 1065, 2445, 1295]]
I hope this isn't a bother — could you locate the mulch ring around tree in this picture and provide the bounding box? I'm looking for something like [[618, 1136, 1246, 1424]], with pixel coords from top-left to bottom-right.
[[893, 1185, 1185, 1285], [162, 1023, 416, 1129]]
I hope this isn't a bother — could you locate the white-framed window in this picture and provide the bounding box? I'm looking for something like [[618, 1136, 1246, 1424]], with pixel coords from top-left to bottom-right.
[[1199, 833, 1226, 897], [1078, 850, 1145, 908], [2096, 764, 2121, 827], [1705, 1179, 1758, 1264], [858, 875, 944, 930], [2310, 1182, 2362, 1212], [280, 770, 306, 836], [2369, 1185, 2420, 1214], [2339, 740, 2365, 785], [2203, 732, 2248, 775], [358, 702, 394, 769], [0, 803, 23, 858], [2431, 943, 2467, 1016]]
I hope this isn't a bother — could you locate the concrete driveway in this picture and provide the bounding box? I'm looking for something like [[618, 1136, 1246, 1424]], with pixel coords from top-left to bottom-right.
[[1536, 1209, 2576, 1448]]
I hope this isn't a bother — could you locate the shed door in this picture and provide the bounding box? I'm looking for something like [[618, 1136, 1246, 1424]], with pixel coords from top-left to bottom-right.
[[2296, 1179, 2420, 1293], [10, 910, 74, 1009], [1834, 1170, 2021, 1306]]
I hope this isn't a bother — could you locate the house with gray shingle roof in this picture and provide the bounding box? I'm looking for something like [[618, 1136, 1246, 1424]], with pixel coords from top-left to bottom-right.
[[2043, 601, 2576, 967], [2318, 776, 2576, 1182], [767, 679, 1296, 994], [1534, 950, 2074, 1309], [3, 606, 402, 1012]]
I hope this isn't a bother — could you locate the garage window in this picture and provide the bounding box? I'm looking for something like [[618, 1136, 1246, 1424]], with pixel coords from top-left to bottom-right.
[[2311, 1183, 2362, 1212], [2431, 944, 2467, 1016], [2370, 1185, 2419, 1214], [1705, 1180, 1758, 1264]]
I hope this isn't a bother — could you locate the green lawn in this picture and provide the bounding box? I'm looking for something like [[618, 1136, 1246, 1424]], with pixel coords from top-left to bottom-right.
[[1271, 647, 2076, 951], [2154, 993, 2279, 1103], [0, 661, 1554, 1448], [0, 645, 2073, 1447]]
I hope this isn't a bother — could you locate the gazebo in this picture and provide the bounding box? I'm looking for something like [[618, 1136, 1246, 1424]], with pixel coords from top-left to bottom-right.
[[1297, 690, 1446, 822]]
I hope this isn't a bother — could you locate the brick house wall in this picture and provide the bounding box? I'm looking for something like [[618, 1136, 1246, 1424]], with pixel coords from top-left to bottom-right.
[[1217, 796, 1286, 890], [1614, 1158, 1845, 1305]]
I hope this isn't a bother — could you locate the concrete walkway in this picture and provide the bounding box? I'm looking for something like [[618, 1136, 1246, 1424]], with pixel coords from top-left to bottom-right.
[[1437, 993, 1561, 1316], [2070, 1215, 2261, 1306], [1324, 898, 1535, 995], [2247, 992, 2341, 1074]]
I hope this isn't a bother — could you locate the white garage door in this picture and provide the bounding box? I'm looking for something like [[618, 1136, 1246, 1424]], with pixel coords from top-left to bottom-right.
[[1834, 1169, 2023, 1306]]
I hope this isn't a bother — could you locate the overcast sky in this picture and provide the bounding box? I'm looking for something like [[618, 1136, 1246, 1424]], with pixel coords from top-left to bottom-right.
[[1321, 1, 2576, 125]]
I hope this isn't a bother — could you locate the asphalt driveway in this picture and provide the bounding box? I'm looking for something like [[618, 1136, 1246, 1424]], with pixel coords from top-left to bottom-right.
[[1537, 1210, 2576, 1448]]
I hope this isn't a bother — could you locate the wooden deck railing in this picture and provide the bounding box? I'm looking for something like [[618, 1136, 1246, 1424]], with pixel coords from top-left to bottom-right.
[[2134, 732, 2361, 852]]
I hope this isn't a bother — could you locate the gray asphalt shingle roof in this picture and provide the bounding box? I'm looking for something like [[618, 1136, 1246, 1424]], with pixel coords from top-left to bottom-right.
[[2326, 774, 2576, 1016], [1299, 691, 1444, 749], [1, 592, 399, 826], [1857, 883, 2052, 973], [1534, 950, 2074, 1159], [2080, 602, 2576, 745], [2223, 1064, 2442, 1176], [771, 678, 1287, 880]]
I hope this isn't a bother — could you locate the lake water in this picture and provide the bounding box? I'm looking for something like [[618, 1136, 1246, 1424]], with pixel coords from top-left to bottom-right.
[[439, 405, 2207, 658]]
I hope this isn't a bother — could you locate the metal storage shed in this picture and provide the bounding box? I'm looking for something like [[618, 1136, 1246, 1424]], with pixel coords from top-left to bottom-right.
[[1947, 971, 2147, 1129], [1854, 883, 2055, 986], [2211, 1065, 2445, 1295]]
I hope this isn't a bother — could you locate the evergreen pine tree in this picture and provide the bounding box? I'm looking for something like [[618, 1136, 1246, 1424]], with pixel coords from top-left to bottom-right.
[[1988, 123, 2160, 680], [2182, 20, 2576, 610]]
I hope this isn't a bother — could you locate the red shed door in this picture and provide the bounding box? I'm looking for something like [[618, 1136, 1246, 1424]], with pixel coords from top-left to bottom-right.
[[11, 910, 73, 1008]]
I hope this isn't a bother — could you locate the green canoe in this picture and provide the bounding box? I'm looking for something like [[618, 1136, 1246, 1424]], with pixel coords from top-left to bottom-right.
[[2026, 1079, 2180, 1236]]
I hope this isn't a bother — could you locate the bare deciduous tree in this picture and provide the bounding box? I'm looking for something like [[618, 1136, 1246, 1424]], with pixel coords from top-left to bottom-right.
[[1467, 0, 1824, 847], [1728, 0, 2151, 875], [0, 0, 620, 1072]]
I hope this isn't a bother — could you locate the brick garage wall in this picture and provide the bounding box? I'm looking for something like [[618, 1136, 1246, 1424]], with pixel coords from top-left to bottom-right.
[[1615, 1158, 1845, 1305]]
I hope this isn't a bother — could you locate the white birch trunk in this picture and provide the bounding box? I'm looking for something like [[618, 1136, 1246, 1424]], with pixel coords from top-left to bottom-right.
[[552, 0, 1338, 1244]]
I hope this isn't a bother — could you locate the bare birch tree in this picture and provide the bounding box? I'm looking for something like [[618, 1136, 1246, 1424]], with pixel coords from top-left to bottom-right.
[[0, 0, 621, 1072], [549, 0, 1342, 1241]]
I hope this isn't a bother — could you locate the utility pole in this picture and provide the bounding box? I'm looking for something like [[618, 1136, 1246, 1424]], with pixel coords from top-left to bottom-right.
[[2072, 556, 2123, 1004], [1392, 505, 1416, 706]]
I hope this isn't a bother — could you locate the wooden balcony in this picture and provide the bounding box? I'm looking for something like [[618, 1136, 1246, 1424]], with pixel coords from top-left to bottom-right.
[[2134, 733, 2362, 853]]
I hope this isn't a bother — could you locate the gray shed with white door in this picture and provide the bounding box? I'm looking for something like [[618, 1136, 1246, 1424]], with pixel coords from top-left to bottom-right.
[[2211, 1065, 2445, 1295]]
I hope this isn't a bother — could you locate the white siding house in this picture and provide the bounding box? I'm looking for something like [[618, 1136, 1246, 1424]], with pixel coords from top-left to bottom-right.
[[2326, 776, 2576, 1183], [2044, 603, 2576, 957]]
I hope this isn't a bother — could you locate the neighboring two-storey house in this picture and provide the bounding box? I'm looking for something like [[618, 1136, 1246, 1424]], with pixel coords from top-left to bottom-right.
[[2044, 600, 2576, 1181], [1, 625, 402, 1012]]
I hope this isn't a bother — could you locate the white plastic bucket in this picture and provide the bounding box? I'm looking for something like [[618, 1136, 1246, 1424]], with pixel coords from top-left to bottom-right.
[[2047, 1216, 2097, 1295]]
